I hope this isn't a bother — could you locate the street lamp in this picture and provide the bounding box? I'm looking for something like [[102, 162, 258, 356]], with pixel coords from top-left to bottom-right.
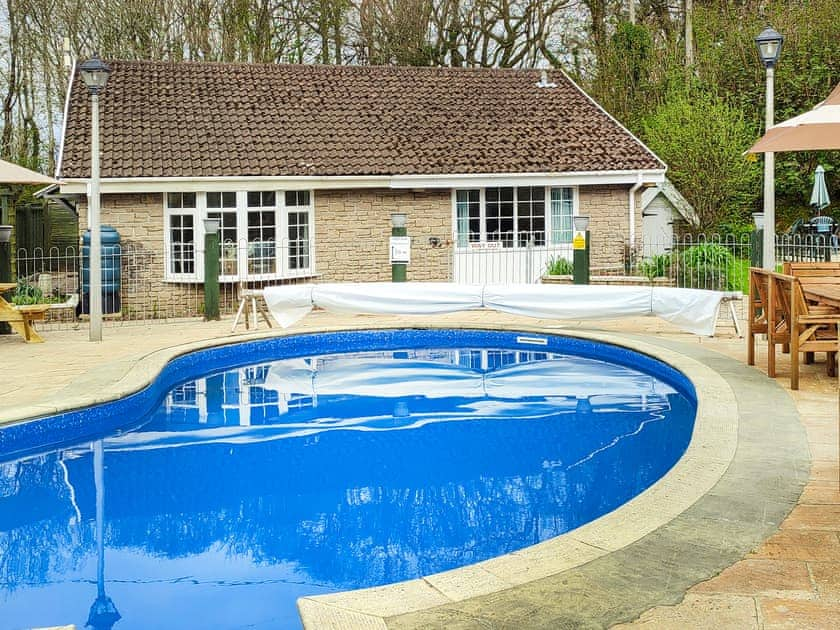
[[79, 54, 111, 341], [755, 26, 783, 270]]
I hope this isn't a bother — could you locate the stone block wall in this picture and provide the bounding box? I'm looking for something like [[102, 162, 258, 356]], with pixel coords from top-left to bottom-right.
[[71, 185, 639, 318], [78, 194, 202, 319], [314, 189, 452, 282], [579, 185, 642, 270]]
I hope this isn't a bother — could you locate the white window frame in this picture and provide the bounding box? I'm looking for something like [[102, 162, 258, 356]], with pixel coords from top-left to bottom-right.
[[163, 190, 315, 283], [164, 192, 201, 282], [452, 185, 578, 248]]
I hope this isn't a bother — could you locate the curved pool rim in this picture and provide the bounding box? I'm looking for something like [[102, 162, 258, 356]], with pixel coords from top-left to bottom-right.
[[0, 321, 808, 629]]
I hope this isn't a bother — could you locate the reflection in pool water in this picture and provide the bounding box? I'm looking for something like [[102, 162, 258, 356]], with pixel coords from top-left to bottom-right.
[[0, 343, 695, 629]]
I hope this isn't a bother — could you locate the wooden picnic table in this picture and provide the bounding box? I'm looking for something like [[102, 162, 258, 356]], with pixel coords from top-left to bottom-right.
[[0, 282, 49, 342], [802, 283, 840, 310]]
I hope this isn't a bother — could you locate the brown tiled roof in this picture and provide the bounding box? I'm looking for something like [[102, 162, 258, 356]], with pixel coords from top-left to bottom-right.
[[60, 61, 664, 179]]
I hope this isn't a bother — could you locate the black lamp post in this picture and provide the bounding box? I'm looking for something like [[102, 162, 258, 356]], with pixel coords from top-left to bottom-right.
[[754, 26, 783, 271], [79, 54, 111, 341]]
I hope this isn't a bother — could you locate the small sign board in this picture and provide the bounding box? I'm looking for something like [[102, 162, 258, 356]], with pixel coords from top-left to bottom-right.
[[468, 241, 503, 250], [572, 231, 586, 250], [390, 236, 411, 264]]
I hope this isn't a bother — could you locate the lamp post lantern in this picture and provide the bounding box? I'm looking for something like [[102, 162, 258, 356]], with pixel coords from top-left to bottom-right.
[[79, 54, 111, 341], [755, 26, 783, 271]]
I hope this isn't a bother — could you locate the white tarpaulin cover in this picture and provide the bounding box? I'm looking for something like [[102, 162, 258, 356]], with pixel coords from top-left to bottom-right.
[[262, 282, 727, 336]]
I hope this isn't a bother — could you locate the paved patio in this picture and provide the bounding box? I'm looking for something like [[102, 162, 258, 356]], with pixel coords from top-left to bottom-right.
[[1, 311, 838, 629]]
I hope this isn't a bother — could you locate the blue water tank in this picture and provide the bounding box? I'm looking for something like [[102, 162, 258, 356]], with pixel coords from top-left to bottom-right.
[[80, 225, 121, 315]]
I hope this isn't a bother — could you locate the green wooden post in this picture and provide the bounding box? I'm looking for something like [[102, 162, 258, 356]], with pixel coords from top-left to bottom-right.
[[203, 219, 220, 321], [750, 229, 763, 268], [572, 216, 590, 285]]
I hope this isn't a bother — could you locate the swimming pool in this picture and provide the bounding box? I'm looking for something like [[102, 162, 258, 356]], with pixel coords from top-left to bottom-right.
[[0, 329, 697, 629]]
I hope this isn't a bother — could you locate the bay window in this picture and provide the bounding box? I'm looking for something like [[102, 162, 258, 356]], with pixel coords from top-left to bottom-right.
[[164, 190, 314, 282], [454, 186, 575, 248]]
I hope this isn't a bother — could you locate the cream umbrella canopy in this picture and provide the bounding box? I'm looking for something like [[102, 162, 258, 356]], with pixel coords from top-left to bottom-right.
[[0, 159, 56, 185], [749, 82, 840, 153]]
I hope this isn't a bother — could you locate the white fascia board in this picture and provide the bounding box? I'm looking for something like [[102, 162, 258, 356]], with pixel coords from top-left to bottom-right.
[[58, 170, 666, 195], [58, 175, 393, 195], [388, 170, 666, 188]]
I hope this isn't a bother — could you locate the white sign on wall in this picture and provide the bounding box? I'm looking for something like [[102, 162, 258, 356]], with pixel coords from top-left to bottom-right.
[[390, 236, 411, 264]]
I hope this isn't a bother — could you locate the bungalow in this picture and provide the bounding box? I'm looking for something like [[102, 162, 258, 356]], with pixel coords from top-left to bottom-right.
[[54, 60, 665, 315]]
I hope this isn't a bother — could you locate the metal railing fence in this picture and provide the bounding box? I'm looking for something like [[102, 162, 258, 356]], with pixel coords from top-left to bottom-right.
[[8, 233, 837, 330], [10, 239, 313, 330]]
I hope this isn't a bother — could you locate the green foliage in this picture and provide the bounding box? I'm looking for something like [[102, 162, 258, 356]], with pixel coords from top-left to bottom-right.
[[545, 256, 573, 275], [588, 0, 840, 232], [641, 91, 761, 232], [714, 220, 755, 241], [9, 278, 67, 305], [638, 254, 671, 281], [10, 279, 44, 305], [728, 258, 751, 295], [677, 244, 737, 291], [597, 21, 655, 125]]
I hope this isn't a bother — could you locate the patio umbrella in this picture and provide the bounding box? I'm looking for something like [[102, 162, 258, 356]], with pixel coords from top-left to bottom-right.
[[0, 158, 56, 185], [810, 165, 831, 215], [748, 82, 840, 153]]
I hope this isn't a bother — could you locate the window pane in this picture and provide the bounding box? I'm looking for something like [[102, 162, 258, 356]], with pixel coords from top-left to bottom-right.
[[207, 192, 221, 208], [222, 191, 236, 207], [456, 189, 481, 247], [486, 187, 514, 247], [182, 192, 196, 208], [262, 191, 275, 206], [285, 190, 311, 207], [288, 211, 310, 270], [167, 192, 180, 208], [247, 191, 261, 207], [208, 209, 239, 275], [517, 186, 545, 246], [247, 209, 276, 274], [550, 187, 573, 244], [169, 214, 195, 275]]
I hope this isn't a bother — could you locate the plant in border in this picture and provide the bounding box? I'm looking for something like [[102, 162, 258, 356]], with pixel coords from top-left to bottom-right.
[[545, 256, 574, 275], [676, 243, 737, 291]]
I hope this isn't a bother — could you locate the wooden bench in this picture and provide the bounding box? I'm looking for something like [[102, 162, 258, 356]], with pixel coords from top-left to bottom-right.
[[768, 271, 840, 390], [0, 302, 51, 342]]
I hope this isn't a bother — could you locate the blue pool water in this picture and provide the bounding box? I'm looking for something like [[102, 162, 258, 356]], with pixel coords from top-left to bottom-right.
[[0, 330, 696, 629]]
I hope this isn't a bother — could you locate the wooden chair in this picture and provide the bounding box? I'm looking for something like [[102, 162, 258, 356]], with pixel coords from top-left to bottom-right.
[[747, 267, 771, 367], [768, 272, 840, 390]]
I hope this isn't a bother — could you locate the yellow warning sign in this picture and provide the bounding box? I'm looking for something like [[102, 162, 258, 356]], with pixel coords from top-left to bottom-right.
[[573, 232, 586, 250]]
